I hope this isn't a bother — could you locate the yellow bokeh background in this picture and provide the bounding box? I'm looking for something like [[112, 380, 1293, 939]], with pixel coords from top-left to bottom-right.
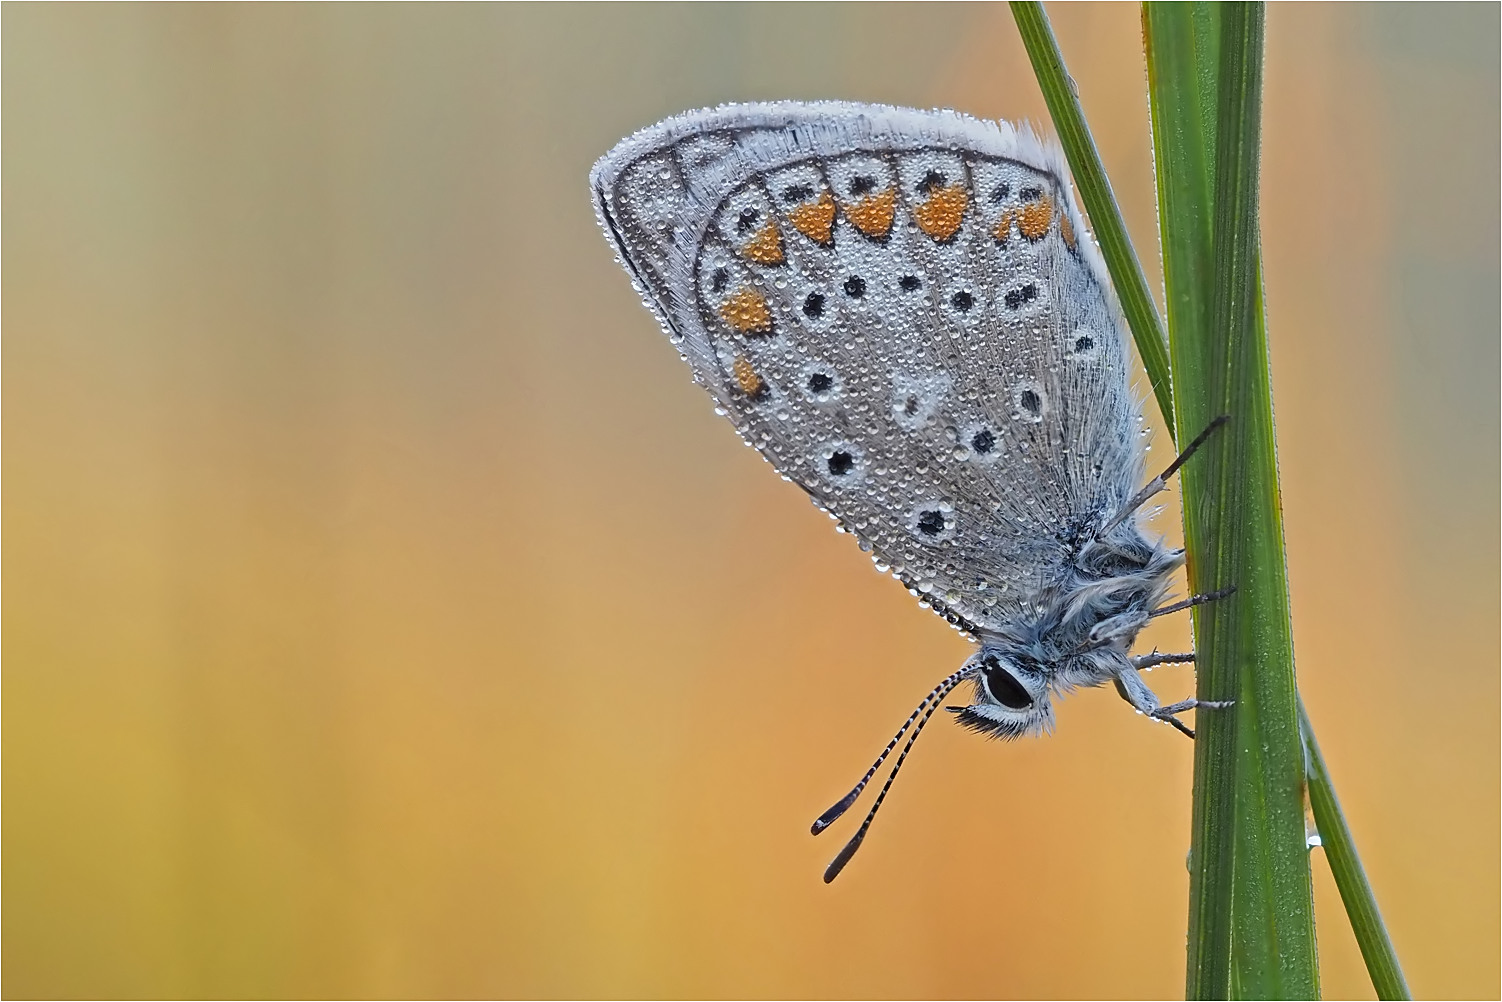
[[5, 4, 1497, 998]]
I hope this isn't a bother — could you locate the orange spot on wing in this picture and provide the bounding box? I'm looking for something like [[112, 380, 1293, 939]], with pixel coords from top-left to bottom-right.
[[842, 189, 896, 239], [1018, 194, 1054, 241], [1060, 212, 1077, 250], [718, 287, 773, 335], [788, 191, 836, 245], [914, 184, 968, 241], [732, 356, 766, 398], [993, 207, 1018, 244], [739, 221, 784, 265]]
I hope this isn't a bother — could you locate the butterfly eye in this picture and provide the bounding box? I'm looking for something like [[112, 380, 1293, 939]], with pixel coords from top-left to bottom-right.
[[982, 659, 1034, 710]]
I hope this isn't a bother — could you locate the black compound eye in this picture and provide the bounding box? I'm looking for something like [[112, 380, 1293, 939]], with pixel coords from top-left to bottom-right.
[[982, 659, 1034, 710]]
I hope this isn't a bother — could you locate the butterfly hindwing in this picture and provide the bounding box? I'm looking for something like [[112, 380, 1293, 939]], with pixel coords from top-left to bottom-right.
[[591, 102, 1142, 635]]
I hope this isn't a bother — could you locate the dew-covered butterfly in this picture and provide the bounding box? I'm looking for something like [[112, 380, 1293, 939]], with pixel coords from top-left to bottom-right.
[[590, 102, 1229, 881]]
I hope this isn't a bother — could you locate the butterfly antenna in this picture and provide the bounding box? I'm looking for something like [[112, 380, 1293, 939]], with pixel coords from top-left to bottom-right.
[[821, 668, 976, 883], [1100, 414, 1229, 534], [810, 666, 973, 835]]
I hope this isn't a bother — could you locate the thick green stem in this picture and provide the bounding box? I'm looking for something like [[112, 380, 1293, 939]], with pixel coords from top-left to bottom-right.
[[1016, 3, 1403, 997], [1164, 4, 1317, 996]]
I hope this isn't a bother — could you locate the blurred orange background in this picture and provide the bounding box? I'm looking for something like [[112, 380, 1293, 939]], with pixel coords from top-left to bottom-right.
[[5, 4, 1497, 998]]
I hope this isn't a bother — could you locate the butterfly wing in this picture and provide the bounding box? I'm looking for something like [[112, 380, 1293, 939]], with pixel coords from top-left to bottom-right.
[[591, 102, 1144, 636]]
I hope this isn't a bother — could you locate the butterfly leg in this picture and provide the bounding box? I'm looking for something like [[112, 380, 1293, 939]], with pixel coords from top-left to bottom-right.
[[1131, 650, 1195, 670], [1101, 414, 1230, 534], [1112, 665, 1231, 740], [1149, 586, 1236, 619]]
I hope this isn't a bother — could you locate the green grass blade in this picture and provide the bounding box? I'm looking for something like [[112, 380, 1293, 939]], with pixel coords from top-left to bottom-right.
[[1009, 0, 1175, 435], [1020, 5, 1398, 999], [1142, 5, 1236, 993], [1152, 3, 1317, 996], [1143, 2, 1219, 389], [1215, 12, 1317, 997], [1300, 700, 1412, 999], [1225, 257, 1316, 999], [1148, 5, 1405, 998]]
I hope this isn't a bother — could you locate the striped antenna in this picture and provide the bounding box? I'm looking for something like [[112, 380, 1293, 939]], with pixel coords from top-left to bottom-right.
[[810, 665, 975, 835], [820, 667, 977, 883]]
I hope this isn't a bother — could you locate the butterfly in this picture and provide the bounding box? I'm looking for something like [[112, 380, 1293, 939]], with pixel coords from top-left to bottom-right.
[[590, 102, 1228, 881]]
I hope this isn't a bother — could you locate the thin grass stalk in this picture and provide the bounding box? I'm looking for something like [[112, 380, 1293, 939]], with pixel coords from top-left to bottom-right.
[[1300, 699, 1412, 999], [1009, 0, 1176, 436]]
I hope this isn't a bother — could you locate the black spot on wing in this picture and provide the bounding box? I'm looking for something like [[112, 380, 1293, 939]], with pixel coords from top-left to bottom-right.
[[1004, 283, 1039, 310]]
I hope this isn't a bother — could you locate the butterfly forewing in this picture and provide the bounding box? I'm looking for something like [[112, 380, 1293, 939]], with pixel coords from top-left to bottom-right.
[[591, 103, 1143, 635]]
